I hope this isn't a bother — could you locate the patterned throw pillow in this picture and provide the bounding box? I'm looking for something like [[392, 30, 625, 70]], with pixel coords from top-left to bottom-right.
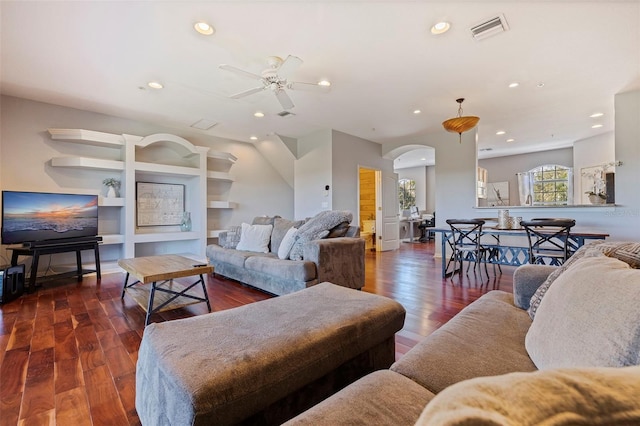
[[528, 240, 640, 320], [221, 225, 242, 249], [592, 241, 640, 269]]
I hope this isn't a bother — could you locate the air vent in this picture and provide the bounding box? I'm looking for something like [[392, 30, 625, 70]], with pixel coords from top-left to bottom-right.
[[470, 14, 509, 40], [190, 118, 218, 130], [277, 111, 295, 117], [479, 147, 494, 152]]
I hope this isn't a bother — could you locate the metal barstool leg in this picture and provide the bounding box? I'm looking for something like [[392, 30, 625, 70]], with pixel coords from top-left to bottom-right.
[[483, 251, 490, 279]]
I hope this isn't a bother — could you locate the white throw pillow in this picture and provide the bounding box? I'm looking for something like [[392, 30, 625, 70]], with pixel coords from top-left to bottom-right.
[[277, 227, 298, 260], [235, 223, 273, 253], [525, 255, 640, 369]]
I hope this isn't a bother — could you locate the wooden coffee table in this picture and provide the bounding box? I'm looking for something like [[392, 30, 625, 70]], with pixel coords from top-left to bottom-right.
[[118, 254, 213, 326]]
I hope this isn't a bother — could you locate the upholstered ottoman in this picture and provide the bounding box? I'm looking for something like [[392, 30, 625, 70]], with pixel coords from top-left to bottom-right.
[[136, 282, 406, 425]]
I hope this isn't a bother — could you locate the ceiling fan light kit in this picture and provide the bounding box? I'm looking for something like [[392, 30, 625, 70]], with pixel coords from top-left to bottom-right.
[[219, 55, 330, 111], [442, 98, 480, 143]]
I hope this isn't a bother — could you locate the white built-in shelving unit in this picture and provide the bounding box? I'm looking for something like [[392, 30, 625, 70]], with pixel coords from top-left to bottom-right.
[[206, 150, 237, 239], [47, 129, 235, 262]]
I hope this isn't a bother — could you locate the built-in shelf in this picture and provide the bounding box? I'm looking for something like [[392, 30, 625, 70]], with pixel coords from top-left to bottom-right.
[[48, 128, 237, 261], [207, 150, 238, 164], [206, 171, 234, 181], [98, 196, 125, 207], [206, 149, 236, 241], [207, 201, 237, 209], [134, 231, 200, 243], [207, 230, 225, 238], [135, 161, 200, 177], [51, 156, 125, 171], [100, 234, 125, 245], [48, 128, 124, 148]]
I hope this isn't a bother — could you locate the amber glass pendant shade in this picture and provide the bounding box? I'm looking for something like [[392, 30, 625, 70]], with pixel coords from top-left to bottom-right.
[[442, 98, 480, 142]]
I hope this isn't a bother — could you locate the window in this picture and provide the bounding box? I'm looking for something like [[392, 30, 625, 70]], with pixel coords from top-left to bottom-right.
[[398, 178, 416, 210], [529, 164, 572, 205]]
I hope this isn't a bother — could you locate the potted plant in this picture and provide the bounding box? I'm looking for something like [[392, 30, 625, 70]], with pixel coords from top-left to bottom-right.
[[585, 190, 606, 205], [103, 178, 120, 198]]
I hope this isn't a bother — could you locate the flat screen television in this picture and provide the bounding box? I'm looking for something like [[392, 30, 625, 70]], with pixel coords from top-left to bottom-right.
[[1, 191, 98, 245]]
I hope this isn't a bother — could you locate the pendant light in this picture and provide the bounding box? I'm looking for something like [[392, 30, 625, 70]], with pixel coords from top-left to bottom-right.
[[442, 98, 480, 143]]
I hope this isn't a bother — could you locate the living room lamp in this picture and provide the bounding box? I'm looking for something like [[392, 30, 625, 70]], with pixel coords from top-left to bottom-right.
[[442, 98, 480, 143]]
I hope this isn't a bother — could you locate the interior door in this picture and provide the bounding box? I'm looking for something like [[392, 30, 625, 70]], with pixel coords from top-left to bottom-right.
[[377, 170, 400, 251]]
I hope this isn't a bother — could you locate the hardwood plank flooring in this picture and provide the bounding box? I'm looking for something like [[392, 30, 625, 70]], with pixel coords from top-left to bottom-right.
[[0, 241, 515, 425]]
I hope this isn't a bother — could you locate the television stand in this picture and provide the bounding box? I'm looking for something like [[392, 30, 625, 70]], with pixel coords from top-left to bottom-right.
[[8, 237, 102, 291]]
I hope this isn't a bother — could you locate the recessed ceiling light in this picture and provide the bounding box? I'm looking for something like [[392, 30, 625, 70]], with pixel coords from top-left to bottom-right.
[[249, 136, 258, 141], [254, 111, 265, 118], [590, 112, 604, 118], [496, 130, 506, 135], [194, 22, 215, 35], [536, 82, 545, 88], [431, 21, 451, 35], [592, 124, 603, 129], [508, 82, 519, 88], [506, 138, 515, 142], [413, 109, 421, 114], [317, 80, 331, 87], [147, 81, 163, 89], [421, 158, 426, 161]]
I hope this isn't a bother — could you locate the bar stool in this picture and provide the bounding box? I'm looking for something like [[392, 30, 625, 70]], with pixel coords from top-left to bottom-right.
[[520, 218, 576, 265]]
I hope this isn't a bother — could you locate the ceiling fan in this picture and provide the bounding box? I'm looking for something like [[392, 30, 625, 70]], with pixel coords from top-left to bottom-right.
[[219, 55, 329, 110]]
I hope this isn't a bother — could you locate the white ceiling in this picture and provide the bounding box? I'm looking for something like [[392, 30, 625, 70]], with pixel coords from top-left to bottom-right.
[[2, 1, 639, 169]]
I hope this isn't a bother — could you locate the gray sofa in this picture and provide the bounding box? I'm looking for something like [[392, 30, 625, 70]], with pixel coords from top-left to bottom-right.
[[285, 240, 640, 425], [206, 212, 365, 295]]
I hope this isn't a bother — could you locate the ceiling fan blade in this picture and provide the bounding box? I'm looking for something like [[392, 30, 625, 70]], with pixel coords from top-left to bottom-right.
[[219, 64, 263, 80], [274, 89, 295, 110], [230, 86, 265, 99], [277, 55, 303, 79], [288, 81, 330, 93]]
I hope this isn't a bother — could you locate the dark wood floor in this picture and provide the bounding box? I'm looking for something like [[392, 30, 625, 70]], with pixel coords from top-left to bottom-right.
[[0, 241, 515, 426]]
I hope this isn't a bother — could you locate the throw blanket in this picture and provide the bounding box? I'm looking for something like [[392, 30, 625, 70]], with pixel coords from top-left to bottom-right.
[[289, 210, 353, 261]]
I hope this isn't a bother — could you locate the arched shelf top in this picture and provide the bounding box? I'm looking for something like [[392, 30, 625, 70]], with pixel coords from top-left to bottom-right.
[[135, 133, 200, 157]]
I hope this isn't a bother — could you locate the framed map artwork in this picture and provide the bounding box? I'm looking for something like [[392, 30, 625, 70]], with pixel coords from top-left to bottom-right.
[[136, 182, 185, 226]]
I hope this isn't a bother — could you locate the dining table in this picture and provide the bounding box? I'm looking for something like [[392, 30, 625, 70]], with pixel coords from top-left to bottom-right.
[[432, 223, 609, 277]]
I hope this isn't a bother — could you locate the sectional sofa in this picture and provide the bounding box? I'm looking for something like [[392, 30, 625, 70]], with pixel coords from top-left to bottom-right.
[[285, 240, 640, 424]]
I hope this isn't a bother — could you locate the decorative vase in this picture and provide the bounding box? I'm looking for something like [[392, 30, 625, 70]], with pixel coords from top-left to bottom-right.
[[106, 186, 117, 198], [498, 209, 510, 229], [180, 211, 192, 232]]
